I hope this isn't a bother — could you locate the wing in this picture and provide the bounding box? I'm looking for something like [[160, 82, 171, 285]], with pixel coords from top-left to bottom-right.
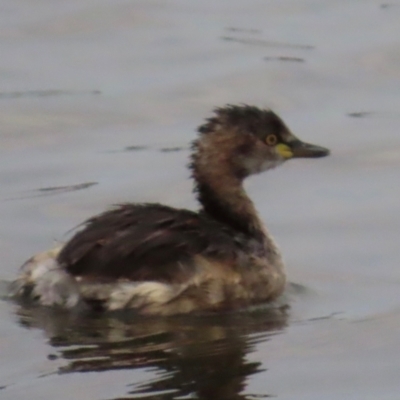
[[57, 203, 241, 284]]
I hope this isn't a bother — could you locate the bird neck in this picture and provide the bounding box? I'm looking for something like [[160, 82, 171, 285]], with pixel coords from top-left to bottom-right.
[[190, 132, 282, 261], [192, 155, 265, 241]]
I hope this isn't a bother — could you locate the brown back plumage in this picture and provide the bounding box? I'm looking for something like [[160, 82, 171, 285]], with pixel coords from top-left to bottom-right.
[[57, 204, 259, 283]]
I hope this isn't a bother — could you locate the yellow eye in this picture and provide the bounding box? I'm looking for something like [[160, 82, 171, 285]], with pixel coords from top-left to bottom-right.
[[265, 134, 278, 146]]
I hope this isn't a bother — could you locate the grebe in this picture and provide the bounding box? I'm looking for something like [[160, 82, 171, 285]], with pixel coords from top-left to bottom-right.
[[13, 105, 329, 315]]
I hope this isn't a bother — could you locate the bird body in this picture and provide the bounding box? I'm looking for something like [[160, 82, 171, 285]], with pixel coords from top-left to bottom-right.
[[12, 105, 329, 315]]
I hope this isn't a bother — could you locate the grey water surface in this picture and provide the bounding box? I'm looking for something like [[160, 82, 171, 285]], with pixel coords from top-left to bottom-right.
[[1, 1, 400, 399]]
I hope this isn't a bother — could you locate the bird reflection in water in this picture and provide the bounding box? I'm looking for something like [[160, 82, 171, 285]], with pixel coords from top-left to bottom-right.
[[15, 303, 288, 400]]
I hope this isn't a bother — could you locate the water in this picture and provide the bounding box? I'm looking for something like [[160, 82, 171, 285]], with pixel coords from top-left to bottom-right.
[[1, 0, 400, 399]]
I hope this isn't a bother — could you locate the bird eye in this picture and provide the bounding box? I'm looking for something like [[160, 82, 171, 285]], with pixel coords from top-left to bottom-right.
[[265, 134, 278, 146]]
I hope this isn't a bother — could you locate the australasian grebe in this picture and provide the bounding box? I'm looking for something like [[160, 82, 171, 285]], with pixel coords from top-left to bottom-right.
[[12, 105, 329, 315]]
